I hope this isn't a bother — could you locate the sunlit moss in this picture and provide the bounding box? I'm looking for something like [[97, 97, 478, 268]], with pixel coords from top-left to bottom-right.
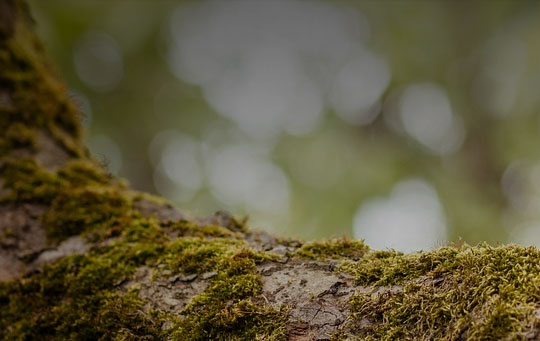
[[339, 244, 540, 340], [165, 219, 244, 239], [295, 238, 369, 260], [172, 249, 288, 340]]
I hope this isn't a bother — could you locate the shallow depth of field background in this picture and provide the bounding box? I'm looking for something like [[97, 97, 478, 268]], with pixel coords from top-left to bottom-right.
[[29, 0, 540, 251]]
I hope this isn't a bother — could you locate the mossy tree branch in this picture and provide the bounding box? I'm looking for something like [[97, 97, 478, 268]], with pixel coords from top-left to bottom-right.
[[2, 0, 540, 339]]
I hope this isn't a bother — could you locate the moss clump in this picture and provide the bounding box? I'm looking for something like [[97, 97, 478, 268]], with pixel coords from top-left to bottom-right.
[[295, 238, 369, 260], [341, 244, 540, 340], [0, 249, 168, 340], [162, 238, 240, 275], [42, 188, 131, 241], [0, 157, 62, 202], [0, 207, 287, 340], [0, 157, 115, 204], [123, 217, 168, 244], [339, 247, 460, 286], [165, 219, 243, 239], [0, 0, 84, 158], [56, 159, 113, 186], [0, 122, 38, 154], [111, 222, 285, 339], [1, 157, 126, 241], [172, 249, 288, 340]]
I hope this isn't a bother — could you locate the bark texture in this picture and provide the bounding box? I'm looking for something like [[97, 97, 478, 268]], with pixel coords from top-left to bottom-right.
[[2, 1, 540, 340]]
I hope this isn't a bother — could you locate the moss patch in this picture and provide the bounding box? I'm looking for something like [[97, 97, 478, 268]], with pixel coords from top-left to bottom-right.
[[0, 247, 167, 340], [0, 197, 287, 340], [0, 157, 114, 203], [0, 157, 63, 203], [0, 122, 38, 154], [42, 187, 131, 241], [295, 238, 369, 260], [340, 244, 540, 340], [165, 219, 244, 239], [5, 148, 540, 339], [0, 157, 128, 242], [0, 0, 84, 159], [172, 249, 288, 340]]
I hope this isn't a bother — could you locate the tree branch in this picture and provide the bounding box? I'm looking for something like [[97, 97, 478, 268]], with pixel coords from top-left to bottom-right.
[[1, 0, 540, 339]]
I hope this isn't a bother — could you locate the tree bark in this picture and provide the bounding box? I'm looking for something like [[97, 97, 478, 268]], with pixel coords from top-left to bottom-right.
[[2, 1, 540, 340]]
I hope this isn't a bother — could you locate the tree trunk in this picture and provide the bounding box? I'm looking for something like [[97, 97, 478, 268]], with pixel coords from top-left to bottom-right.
[[2, 1, 540, 339]]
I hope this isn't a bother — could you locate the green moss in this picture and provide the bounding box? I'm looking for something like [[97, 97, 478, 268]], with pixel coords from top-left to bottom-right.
[[1, 157, 127, 241], [0, 122, 38, 154], [166, 219, 244, 239], [122, 217, 168, 244], [172, 249, 288, 340], [295, 238, 369, 260], [0, 248, 168, 340], [132, 191, 172, 207], [160, 238, 239, 275], [0, 184, 285, 340], [341, 244, 540, 340], [0, 215, 287, 340], [7, 155, 540, 340], [0, 2, 289, 339], [0, 158, 115, 203], [0, 0, 85, 159], [0, 157, 62, 202], [57, 159, 113, 186], [42, 188, 131, 241]]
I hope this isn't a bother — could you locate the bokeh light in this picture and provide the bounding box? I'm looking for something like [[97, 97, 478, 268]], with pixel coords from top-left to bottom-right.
[[353, 179, 447, 252], [73, 31, 123, 92], [29, 0, 540, 251], [397, 83, 465, 155], [168, 0, 388, 139]]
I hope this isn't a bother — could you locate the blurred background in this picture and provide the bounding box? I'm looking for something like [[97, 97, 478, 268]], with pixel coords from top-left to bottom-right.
[[28, 0, 540, 252]]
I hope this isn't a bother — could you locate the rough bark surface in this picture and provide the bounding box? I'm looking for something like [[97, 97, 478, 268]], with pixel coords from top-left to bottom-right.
[[3, 1, 540, 340]]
